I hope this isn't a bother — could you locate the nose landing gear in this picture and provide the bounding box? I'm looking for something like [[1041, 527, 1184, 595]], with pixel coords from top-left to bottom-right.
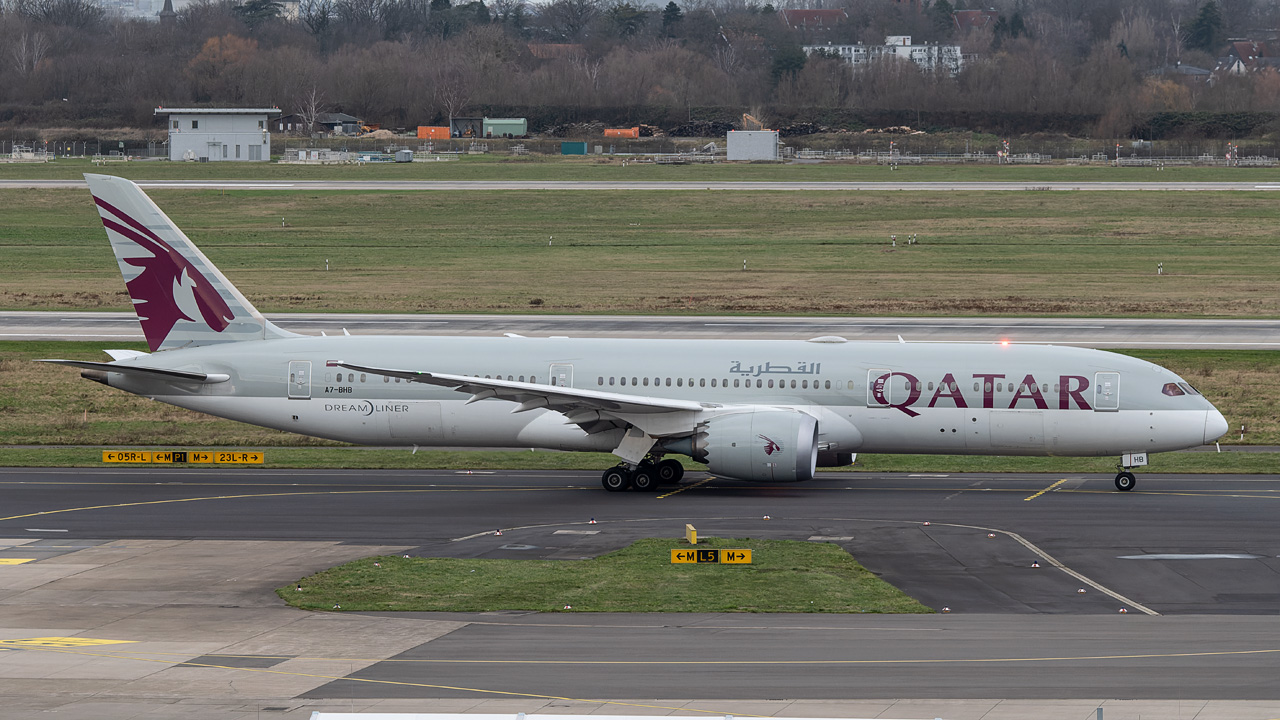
[[1114, 452, 1148, 491]]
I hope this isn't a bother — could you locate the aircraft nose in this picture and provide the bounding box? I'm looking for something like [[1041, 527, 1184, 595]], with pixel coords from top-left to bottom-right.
[[1205, 408, 1229, 444]]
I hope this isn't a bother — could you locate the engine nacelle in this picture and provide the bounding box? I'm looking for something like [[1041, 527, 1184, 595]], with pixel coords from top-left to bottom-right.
[[682, 409, 818, 482]]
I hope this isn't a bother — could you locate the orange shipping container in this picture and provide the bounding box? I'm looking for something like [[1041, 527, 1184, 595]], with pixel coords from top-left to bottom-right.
[[603, 127, 640, 139], [417, 126, 450, 140]]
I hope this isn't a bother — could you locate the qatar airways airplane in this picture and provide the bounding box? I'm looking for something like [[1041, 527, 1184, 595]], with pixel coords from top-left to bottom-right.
[[41, 174, 1228, 492]]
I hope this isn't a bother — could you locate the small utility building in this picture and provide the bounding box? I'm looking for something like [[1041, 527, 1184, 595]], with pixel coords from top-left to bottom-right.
[[157, 107, 281, 162], [727, 130, 779, 161]]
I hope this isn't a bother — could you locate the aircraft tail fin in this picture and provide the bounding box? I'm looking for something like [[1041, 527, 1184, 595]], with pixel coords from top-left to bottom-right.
[[84, 173, 298, 351]]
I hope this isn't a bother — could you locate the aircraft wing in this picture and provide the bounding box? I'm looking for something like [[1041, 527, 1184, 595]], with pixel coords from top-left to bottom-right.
[[36, 359, 229, 383], [337, 363, 710, 432]]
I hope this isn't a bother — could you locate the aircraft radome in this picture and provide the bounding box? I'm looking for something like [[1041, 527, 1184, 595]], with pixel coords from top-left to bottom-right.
[[40, 174, 1229, 492]]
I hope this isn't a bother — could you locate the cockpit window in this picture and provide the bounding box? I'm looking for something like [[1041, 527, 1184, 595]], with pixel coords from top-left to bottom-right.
[[1178, 382, 1201, 396], [1162, 382, 1185, 397]]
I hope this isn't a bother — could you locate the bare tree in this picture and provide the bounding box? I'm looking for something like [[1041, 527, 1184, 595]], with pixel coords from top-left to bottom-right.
[[295, 85, 327, 135], [428, 45, 477, 129], [536, 0, 601, 40], [11, 30, 50, 76], [298, 0, 335, 37]]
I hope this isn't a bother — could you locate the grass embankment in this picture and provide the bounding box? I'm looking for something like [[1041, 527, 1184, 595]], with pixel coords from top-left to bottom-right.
[[3, 187, 1280, 317], [2, 341, 1276, 471], [278, 537, 931, 613], [1, 155, 1279, 182]]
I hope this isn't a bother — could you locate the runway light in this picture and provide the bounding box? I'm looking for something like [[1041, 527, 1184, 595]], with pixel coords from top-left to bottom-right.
[[333, 603, 341, 609], [374, 562, 380, 567], [1000, 339, 1010, 346], [402, 554, 410, 558], [589, 518, 597, 524], [563, 605, 572, 610], [295, 585, 302, 591], [1119, 608, 1128, 614], [987, 533, 996, 538], [922, 521, 930, 526], [941, 607, 951, 613], [1031, 562, 1040, 568], [763, 515, 771, 520], [1077, 588, 1087, 594], [495, 529, 502, 535]]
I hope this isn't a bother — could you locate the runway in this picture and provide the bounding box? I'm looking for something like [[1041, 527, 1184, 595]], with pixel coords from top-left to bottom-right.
[[7, 310, 1280, 348], [2, 468, 1278, 717], [5, 179, 1280, 192]]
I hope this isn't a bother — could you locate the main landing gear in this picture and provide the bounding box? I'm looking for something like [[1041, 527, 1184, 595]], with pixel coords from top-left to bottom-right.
[[601, 458, 685, 492]]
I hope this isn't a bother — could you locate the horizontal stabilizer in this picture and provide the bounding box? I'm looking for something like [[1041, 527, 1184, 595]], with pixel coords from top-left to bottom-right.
[[37, 359, 229, 384]]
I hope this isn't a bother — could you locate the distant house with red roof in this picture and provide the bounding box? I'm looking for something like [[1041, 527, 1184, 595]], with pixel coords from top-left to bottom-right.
[[781, 8, 848, 28], [1217, 39, 1280, 75]]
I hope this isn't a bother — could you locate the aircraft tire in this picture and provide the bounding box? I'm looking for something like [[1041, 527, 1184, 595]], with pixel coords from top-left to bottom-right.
[[602, 467, 632, 492], [655, 459, 684, 484], [1115, 472, 1136, 491], [631, 468, 658, 492]]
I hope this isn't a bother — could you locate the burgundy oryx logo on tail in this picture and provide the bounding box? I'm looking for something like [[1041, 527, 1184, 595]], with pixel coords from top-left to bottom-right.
[[94, 196, 234, 350], [758, 434, 782, 455]]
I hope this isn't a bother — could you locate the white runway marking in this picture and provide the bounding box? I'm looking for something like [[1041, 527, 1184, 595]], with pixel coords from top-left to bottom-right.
[[135, 183, 295, 189], [1119, 553, 1263, 560]]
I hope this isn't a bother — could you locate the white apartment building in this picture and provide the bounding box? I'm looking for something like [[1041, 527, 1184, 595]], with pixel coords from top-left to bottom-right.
[[803, 36, 964, 75]]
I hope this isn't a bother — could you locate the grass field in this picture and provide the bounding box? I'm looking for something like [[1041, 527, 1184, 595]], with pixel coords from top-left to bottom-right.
[[277, 537, 932, 613], [3, 186, 1280, 317], [3, 342, 1275, 472], [2, 155, 1280, 182]]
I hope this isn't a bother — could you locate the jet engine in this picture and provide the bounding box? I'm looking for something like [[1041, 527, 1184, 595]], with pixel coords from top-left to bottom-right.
[[668, 409, 818, 482]]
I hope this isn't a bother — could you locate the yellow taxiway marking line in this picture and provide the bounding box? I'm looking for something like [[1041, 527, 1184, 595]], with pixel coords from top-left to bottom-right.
[[658, 478, 712, 498], [1024, 479, 1069, 501], [0, 559, 34, 565]]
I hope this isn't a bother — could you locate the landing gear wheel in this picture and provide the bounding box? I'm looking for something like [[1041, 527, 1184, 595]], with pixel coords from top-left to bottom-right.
[[1115, 472, 1136, 492], [631, 468, 658, 492], [602, 467, 631, 492], [654, 459, 684, 484]]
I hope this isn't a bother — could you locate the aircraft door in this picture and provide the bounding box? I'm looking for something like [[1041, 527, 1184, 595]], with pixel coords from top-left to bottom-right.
[[549, 363, 574, 388], [1094, 372, 1120, 411], [866, 369, 892, 407], [288, 361, 311, 399]]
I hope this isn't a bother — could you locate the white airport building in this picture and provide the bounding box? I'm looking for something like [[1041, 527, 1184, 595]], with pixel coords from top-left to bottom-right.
[[803, 36, 964, 75], [156, 107, 281, 162]]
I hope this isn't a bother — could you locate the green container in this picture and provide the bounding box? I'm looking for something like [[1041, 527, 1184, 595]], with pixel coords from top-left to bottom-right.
[[483, 117, 527, 138], [561, 142, 588, 155]]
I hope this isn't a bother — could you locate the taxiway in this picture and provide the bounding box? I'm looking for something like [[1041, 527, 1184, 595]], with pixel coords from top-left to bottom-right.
[[1, 468, 1278, 718]]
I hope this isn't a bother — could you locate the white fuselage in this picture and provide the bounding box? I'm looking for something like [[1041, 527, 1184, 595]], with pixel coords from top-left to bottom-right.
[[104, 335, 1226, 459]]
